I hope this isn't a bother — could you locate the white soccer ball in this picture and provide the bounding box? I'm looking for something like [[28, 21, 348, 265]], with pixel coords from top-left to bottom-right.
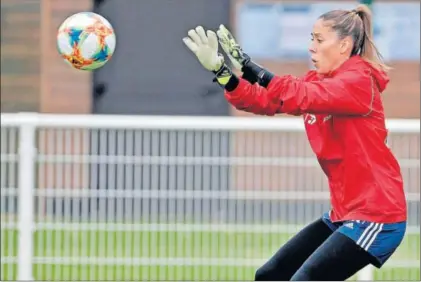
[[57, 12, 116, 71]]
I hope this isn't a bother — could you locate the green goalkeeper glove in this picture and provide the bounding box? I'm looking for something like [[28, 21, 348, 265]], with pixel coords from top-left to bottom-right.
[[217, 24, 274, 88], [216, 24, 250, 70], [183, 26, 233, 86]]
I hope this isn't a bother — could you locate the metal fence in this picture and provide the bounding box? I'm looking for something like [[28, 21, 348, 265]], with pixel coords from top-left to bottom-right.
[[1, 113, 420, 281]]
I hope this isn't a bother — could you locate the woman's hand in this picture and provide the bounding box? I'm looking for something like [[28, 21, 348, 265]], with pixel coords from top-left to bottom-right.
[[216, 24, 249, 70], [183, 26, 224, 72]]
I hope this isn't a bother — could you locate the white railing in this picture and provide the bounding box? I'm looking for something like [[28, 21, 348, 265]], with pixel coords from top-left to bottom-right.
[[1, 113, 420, 281]]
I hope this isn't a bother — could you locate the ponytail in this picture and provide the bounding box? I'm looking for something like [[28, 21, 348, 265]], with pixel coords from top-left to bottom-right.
[[354, 4, 391, 72]]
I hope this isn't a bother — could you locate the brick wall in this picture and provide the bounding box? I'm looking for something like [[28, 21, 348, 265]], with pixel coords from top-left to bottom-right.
[[1, 0, 41, 112], [1, 0, 92, 114], [40, 0, 92, 114]]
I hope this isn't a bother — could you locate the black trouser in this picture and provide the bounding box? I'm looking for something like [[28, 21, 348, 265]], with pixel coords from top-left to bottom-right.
[[255, 218, 373, 281]]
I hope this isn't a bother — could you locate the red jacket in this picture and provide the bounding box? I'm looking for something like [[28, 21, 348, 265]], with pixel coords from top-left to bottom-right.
[[225, 56, 407, 223]]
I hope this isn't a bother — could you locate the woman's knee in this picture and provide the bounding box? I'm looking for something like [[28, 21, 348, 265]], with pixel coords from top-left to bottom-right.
[[289, 268, 311, 281]]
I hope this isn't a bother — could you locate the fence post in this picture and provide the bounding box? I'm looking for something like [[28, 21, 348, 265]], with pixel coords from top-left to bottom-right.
[[357, 265, 374, 281], [17, 118, 36, 281]]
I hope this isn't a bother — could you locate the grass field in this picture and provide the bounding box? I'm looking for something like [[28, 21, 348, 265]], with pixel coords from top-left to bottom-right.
[[1, 226, 420, 280]]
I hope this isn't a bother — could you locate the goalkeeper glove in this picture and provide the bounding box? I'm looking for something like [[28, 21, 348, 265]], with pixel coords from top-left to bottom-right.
[[183, 26, 234, 86], [216, 24, 249, 70], [216, 24, 274, 88]]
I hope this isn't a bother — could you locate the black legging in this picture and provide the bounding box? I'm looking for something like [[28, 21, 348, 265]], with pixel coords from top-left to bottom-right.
[[255, 218, 373, 281]]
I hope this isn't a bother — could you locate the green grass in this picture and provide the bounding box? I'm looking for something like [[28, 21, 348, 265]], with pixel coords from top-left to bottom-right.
[[1, 227, 420, 280], [1, 263, 420, 281]]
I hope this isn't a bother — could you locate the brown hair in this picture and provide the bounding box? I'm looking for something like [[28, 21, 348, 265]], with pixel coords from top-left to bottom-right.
[[319, 4, 391, 73]]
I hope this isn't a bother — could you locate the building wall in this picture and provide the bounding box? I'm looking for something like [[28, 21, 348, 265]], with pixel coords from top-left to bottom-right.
[[230, 0, 420, 119], [1, 0, 92, 114], [1, 0, 42, 112], [1, 0, 419, 118], [40, 0, 92, 114]]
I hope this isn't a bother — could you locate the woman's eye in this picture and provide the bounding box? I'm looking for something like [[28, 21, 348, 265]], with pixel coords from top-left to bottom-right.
[[310, 37, 323, 43]]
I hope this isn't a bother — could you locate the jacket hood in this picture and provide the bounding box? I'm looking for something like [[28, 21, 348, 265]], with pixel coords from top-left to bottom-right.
[[359, 57, 390, 93]]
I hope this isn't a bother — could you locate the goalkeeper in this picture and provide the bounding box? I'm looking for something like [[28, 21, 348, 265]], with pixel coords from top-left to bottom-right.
[[183, 4, 407, 281]]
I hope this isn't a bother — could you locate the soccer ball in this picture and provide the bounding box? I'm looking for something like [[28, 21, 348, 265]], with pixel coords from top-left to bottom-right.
[[57, 12, 116, 71]]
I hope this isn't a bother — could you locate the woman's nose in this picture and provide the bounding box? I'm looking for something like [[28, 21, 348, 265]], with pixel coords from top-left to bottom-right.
[[309, 42, 316, 53]]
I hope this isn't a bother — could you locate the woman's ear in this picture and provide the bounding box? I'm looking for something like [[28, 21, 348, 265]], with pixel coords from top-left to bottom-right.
[[340, 36, 353, 55]]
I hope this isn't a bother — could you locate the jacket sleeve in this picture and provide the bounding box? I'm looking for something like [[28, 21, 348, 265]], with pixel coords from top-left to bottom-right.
[[224, 68, 376, 116], [224, 78, 283, 116]]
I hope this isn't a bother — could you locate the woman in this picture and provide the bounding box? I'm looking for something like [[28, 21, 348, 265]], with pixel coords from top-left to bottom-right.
[[183, 4, 407, 281]]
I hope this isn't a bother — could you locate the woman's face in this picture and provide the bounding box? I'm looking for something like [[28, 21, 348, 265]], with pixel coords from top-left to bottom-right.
[[309, 19, 352, 74]]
